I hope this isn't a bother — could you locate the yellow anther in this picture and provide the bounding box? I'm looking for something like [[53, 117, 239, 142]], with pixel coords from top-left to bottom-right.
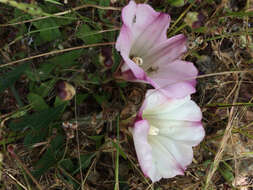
[[149, 125, 159, 136], [132, 57, 143, 66]]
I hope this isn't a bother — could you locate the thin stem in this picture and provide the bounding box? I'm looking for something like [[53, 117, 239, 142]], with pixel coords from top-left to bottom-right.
[[0, 42, 115, 68], [114, 115, 120, 190]]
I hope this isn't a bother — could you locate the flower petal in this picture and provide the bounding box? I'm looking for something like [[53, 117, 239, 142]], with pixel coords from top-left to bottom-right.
[[130, 13, 170, 57], [117, 0, 165, 56], [117, 1, 171, 79], [116, 25, 132, 56], [143, 34, 187, 70], [121, 0, 137, 28], [149, 119, 205, 146], [148, 136, 185, 180], [141, 89, 187, 113], [116, 25, 147, 79], [131, 120, 157, 180], [142, 90, 202, 121], [147, 59, 198, 98], [138, 89, 169, 115]]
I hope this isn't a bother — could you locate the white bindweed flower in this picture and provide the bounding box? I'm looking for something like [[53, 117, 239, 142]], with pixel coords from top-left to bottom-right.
[[116, 1, 198, 98], [130, 89, 205, 182]]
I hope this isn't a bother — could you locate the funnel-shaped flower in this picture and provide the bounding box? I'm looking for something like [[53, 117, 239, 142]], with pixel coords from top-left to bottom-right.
[[130, 90, 205, 182], [116, 1, 198, 98]]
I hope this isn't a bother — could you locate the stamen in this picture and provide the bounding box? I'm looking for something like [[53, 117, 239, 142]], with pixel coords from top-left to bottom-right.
[[132, 57, 143, 66], [149, 125, 159, 136], [147, 66, 159, 74]]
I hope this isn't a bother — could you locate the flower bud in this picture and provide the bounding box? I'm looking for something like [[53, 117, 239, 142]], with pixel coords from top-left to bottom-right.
[[7, 144, 16, 157], [99, 47, 114, 68], [185, 12, 205, 29], [56, 81, 76, 101]]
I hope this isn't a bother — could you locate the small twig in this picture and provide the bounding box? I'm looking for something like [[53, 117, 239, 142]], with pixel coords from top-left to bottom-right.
[[167, 1, 195, 33], [204, 75, 242, 189], [146, 70, 253, 99], [58, 166, 80, 185], [0, 4, 121, 27], [196, 70, 253, 79], [82, 157, 96, 188], [205, 102, 253, 108], [0, 42, 115, 68], [5, 172, 28, 190], [74, 93, 84, 189], [8, 145, 44, 190], [126, 154, 151, 186], [114, 115, 120, 190]]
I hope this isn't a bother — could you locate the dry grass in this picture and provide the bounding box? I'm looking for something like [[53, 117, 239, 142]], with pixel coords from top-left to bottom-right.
[[0, 0, 253, 189]]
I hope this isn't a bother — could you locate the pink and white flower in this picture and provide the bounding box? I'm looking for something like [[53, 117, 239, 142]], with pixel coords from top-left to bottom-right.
[[116, 1, 198, 98], [130, 89, 205, 182]]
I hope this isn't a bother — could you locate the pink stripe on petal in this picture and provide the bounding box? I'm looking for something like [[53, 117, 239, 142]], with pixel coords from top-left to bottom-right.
[[131, 13, 170, 57], [147, 60, 198, 98], [143, 34, 187, 69]]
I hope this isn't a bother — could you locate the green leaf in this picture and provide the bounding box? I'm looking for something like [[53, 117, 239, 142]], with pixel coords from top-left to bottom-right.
[[2, 0, 47, 16], [33, 135, 65, 177], [93, 94, 108, 106], [25, 63, 56, 81], [26, 50, 83, 81], [48, 49, 83, 70], [33, 18, 61, 44], [27, 93, 49, 111], [59, 159, 75, 172], [76, 94, 89, 105], [218, 162, 234, 182], [53, 13, 77, 26], [88, 135, 104, 149], [98, 0, 110, 23], [76, 24, 103, 44], [0, 63, 29, 93], [24, 129, 48, 147], [33, 79, 57, 97], [111, 141, 127, 160], [9, 104, 65, 131], [72, 153, 96, 175], [168, 0, 186, 7]]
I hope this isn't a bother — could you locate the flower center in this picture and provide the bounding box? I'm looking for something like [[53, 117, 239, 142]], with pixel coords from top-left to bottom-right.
[[132, 57, 143, 66], [149, 125, 159, 136]]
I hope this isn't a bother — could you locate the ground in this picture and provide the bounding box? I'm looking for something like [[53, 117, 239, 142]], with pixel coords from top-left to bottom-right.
[[0, 0, 253, 189]]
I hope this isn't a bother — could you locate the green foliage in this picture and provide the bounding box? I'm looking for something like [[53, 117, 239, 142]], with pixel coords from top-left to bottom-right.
[[76, 24, 103, 44], [0, 63, 29, 93], [218, 162, 234, 183], [24, 129, 48, 147], [25, 49, 83, 82], [72, 153, 96, 175], [59, 159, 75, 172], [88, 135, 104, 149], [0, 0, 48, 16], [9, 104, 66, 131], [33, 135, 65, 177], [27, 93, 49, 111], [32, 18, 61, 44], [168, 0, 186, 7]]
